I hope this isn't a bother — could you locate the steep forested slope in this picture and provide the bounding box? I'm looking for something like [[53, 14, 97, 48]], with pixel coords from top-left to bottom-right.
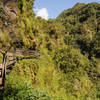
[[57, 2, 100, 58], [57, 2, 100, 33], [0, 0, 100, 100]]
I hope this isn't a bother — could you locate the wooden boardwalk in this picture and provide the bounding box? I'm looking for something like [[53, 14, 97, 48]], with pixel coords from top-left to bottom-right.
[[0, 49, 41, 90]]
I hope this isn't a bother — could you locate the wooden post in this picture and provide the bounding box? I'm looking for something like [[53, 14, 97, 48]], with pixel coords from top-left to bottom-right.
[[2, 52, 7, 87], [0, 51, 7, 88]]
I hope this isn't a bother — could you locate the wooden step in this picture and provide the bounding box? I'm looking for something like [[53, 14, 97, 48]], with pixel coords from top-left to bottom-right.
[[0, 71, 2, 77], [0, 78, 2, 85], [0, 64, 2, 70], [9, 59, 16, 62], [0, 86, 3, 91]]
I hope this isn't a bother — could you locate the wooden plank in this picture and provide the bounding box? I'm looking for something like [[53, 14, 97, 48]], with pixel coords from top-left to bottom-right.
[[0, 71, 2, 77], [0, 78, 2, 85], [0, 86, 3, 90], [0, 64, 2, 70]]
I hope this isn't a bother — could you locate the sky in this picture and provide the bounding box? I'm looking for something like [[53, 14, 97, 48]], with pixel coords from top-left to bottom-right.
[[33, 0, 100, 20]]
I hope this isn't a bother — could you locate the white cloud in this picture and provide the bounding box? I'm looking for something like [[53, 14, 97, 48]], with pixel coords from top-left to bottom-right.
[[35, 8, 49, 20]]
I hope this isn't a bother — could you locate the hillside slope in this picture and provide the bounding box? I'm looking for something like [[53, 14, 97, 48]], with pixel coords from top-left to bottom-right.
[[0, 1, 100, 100], [57, 2, 100, 59]]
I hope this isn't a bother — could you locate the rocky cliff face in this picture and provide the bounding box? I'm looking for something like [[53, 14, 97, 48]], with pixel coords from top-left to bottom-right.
[[0, 0, 35, 51], [0, 0, 18, 51]]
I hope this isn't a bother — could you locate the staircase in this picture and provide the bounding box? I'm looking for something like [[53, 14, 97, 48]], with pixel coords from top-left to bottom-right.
[[0, 64, 3, 90]]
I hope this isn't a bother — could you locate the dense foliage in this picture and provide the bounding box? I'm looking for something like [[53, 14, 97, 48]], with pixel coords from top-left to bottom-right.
[[57, 2, 100, 58], [0, 0, 100, 100]]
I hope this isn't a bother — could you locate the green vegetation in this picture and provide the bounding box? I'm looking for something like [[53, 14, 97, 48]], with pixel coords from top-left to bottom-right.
[[0, 0, 100, 100]]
